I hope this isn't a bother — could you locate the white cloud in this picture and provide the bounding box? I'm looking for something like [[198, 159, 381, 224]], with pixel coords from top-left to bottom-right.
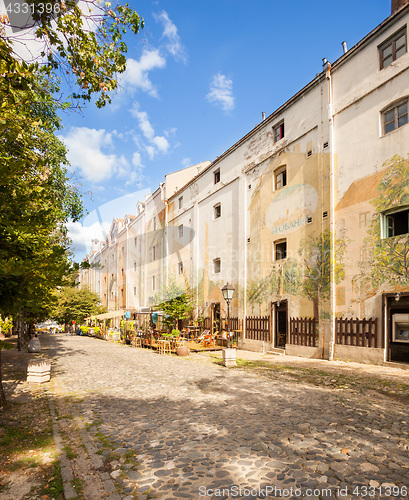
[[67, 189, 151, 258], [132, 152, 142, 168], [182, 158, 192, 168], [206, 73, 235, 113], [153, 10, 187, 63], [67, 219, 111, 254], [59, 126, 146, 185], [119, 49, 166, 97], [60, 127, 117, 183], [130, 103, 170, 159]]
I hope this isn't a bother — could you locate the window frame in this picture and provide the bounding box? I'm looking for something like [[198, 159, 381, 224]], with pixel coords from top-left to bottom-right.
[[379, 27, 407, 70], [380, 206, 409, 238], [178, 196, 183, 209], [214, 169, 221, 184], [274, 239, 287, 261], [274, 166, 287, 191], [178, 261, 183, 275], [359, 212, 371, 228], [213, 203, 222, 220], [382, 98, 408, 135], [178, 224, 184, 238], [273, 121, 284, 143], [213, 258, 221, 274]]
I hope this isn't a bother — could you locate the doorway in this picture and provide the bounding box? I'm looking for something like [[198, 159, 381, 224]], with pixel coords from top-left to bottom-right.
[[385, 293, 409, 363], [272, 300, 287, 348], [211, 303, 220, 335]]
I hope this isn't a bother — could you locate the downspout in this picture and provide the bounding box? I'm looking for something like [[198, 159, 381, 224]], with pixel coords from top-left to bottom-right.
[[243, 175, 248, 349], [126, 224, 129, 310], [165, 199, 169, 281], [327, 61, 336, 361]]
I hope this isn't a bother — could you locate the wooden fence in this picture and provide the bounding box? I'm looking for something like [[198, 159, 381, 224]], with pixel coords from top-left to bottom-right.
[[245, 316, 270, 341], [336, 317, 381, 348], [289, 317, 318, 347]]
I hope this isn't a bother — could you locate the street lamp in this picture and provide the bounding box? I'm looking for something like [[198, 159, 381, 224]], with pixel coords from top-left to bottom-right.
[[222, 283, 235, 348]]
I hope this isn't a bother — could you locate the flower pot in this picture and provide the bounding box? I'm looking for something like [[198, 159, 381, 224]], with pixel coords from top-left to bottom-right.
[[176, 345, 190, 356]]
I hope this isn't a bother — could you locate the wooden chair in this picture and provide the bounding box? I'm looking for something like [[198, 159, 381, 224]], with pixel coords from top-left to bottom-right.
[[132, 337, 142, 348], [158, 340, 171, 354], [203, 333, 213, 348]]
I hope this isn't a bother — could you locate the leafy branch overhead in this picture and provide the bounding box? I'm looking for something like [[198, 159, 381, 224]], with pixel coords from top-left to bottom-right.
[[1, 0, 144, 107]]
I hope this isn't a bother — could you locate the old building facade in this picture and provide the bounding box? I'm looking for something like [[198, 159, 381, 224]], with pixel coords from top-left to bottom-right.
[[80, 1, 409, 364]]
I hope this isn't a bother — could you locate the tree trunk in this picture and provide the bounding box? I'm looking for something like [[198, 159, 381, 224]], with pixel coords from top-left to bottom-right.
[[0, 349, 7, 407], [313, 296, 319, 321]]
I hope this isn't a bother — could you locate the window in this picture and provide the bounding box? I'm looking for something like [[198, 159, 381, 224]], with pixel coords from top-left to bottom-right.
[[178, 262, 183, 274], [179, 224, 183, 238], [213, 258, 221, 273], [274, 239, 287, 261], [134, 237, 137, 247], [134, 261, 137, 272], [274, 166, 287, 190], [273, 121, 284, 143], [359, 212, 371, 228], [152, 245, 156, 261], [213, 203, 221, 219], [134, 287, 137, 296], [179, 196, 183, 209], [383, 99, 408, 135], [153, 216, 157, 231], [379, 27, 407, 69], [152, 276, 156, 291], [214, 169, 220, 184], [382, 207, 409, 238]]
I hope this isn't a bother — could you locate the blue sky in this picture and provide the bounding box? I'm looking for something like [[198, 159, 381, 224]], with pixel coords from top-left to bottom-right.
[[60, 0, 391, 260]]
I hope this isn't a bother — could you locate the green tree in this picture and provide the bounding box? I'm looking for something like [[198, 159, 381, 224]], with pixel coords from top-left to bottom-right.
[[359, 155, 409, 289], [52, 286, 104, 326], [0, 41, 82, 321], [154, 275, 194, 330], [247, 258, 301, 306], [0, 318, 13, 407], [298, 229, 347, 319], [0, 0, 144, 324], [2, 0, 144, 108]]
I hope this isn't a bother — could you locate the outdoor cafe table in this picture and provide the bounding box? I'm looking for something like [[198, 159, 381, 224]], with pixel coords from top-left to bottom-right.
[[187, 326, 200, 341]]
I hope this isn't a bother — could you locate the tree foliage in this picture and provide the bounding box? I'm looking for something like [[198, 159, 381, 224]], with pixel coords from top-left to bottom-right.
[[0, 1, 144, 322], [52, 285, 104, 325], [0, 41, 83, 320], [298, 229, 347, 317], [247, 258, 301, 305], [359, 155, 409, 289], [154, 275, 194, 330], [1, 0, 144, 108]]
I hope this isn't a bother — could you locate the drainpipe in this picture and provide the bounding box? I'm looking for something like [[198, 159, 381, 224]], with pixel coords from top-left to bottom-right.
[[126, 224, 129, 310], [327, 61, 336, 361]]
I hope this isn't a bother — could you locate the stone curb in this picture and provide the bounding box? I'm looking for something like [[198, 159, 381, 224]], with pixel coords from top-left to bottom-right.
[[47, 388, 121, 499], [47, 394, 77, 499]]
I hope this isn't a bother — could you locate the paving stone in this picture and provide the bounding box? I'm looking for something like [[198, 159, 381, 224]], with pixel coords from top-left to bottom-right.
[[42, 335, 409, 500]]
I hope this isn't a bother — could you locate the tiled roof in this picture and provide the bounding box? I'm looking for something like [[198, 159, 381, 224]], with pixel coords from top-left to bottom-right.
[[336, 170, 386, 210]]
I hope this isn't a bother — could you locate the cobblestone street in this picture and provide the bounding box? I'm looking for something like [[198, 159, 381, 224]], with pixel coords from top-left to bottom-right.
[[42, 334, 409, 499]]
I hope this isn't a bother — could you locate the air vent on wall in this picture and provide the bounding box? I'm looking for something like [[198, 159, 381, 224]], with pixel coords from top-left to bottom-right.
[[323, 141, 329, 149], [323, 211, 328, 218], [307, 150, 313, 157]]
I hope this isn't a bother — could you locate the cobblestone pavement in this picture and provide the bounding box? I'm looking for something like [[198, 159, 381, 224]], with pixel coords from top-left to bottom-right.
[[42, 334, 409, 500]]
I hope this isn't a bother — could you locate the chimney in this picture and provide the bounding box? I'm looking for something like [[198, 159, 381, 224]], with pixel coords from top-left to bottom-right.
[[342, 41, 347, 54], [392, 0, 409, 13], [262, 112, 265, 121]]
